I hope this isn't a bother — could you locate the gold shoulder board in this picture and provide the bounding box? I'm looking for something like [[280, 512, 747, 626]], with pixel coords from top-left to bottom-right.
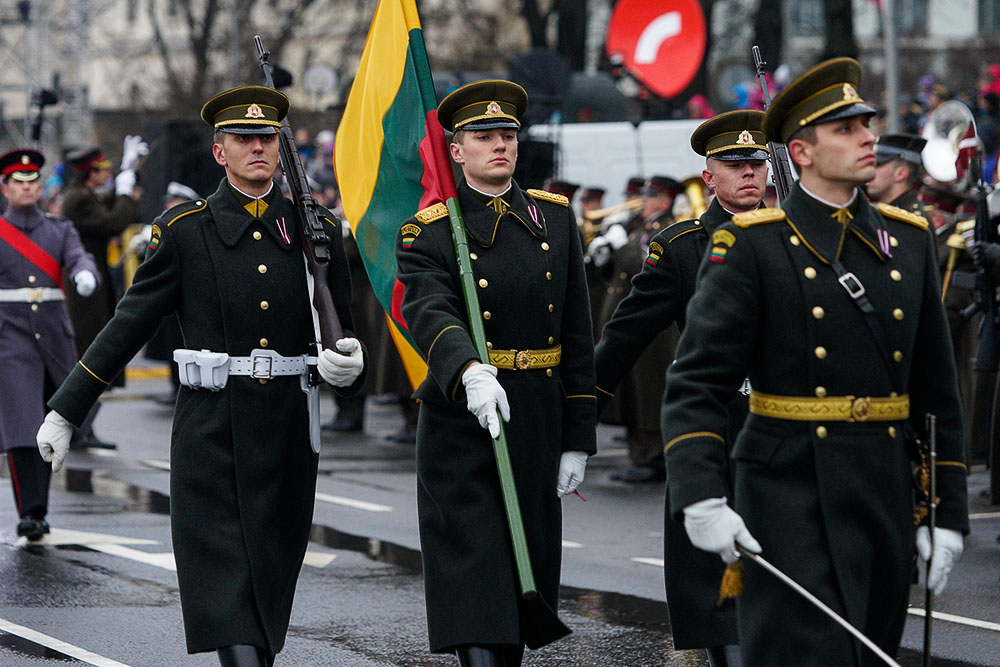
[[165, 199, 207, 227], [732, 207, 786, 228], [415, 202, 448, 223], [876, 202, 928, 230], [526, 189, 569, 207]]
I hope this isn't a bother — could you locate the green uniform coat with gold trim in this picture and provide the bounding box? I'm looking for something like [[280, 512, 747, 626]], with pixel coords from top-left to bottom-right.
[[395, 179, 596, 652], [49, 179, 364, 656], [663, 182, 969, 665], [594, 197, 745, 649]]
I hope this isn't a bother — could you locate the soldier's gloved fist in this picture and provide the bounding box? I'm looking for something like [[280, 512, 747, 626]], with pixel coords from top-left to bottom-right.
[[36, 410, 73, 473], [602, 223, 629, 251], [317, 337, 364, 387], [115, 169, 137, 197], [585, 236, 612, 267], [683, 497, 762, 563], [73, 270, 97, 297], [556, 451, 588, 497], [461, 363, 510, 439], [128, 225, 152, 256], [120, 135, 148, 171], [972, 241, 1000, 270], [916, 526, 964, 595]]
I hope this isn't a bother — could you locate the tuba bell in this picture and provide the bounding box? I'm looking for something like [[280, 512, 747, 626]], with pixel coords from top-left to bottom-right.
[[921, 100, 978, 189], [673, 175, 707, 220]]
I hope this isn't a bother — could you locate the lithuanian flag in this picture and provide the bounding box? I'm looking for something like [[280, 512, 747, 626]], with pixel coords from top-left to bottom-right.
[[335, 0, 455, 390]]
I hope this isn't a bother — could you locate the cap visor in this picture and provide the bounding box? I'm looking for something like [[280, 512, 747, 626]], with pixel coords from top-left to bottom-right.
[[455, 120, 521, 132], [712, 148, 770, 161], [221, 126, 279, 135], [812, 102, 878, 126]]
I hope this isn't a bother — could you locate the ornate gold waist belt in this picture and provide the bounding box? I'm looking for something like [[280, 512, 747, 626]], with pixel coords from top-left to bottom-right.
[[749, 390, 909, 422], [488, 344, 561, 371]]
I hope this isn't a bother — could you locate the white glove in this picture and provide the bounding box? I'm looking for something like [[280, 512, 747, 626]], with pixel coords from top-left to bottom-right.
[[586, 236, 612, 267], [73, 270, 97, 297], [115, 169, 137, 197], [683, 497, 762, 563], [120, 134, 148, 171], [916, 525, 964, 595], [36, 410, 73, 473], [556, 450, 588, 497], [128, 225, 152, 255], [461, 363, 510, 439], [603, 223, 630, 251], [317, 337, 364, 387]]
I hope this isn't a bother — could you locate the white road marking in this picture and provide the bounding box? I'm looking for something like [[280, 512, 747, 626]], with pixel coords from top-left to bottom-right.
[[88, 544, 176, 571], [303, 551, 337, 568], [631, 557, 665, 567], [562, 540, 583, 549], [0, 616, 132, 666], [908, 607, 1000, 632], [140, 459, 171, 471], [315, 492, 392, 512], [17, 528, 157, 547], [969, 511, 1000, 520]]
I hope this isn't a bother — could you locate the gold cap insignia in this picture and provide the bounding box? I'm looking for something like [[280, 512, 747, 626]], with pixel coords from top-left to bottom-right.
[[486, 101, 502, 115], [842, 83, 859, 101], [21, 155, 29, 164], [736, 130, 754, 145], [245, 103, 264, 119]]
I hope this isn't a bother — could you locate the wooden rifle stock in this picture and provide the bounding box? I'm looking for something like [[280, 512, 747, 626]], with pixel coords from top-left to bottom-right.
[[752, 46, 795, 202], [254, 35, 344, 348]]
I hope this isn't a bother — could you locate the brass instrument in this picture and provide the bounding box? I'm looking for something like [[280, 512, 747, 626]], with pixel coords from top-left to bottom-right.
[[942, 219, 975, 302], [921, 100, 977, 189], [582, 198, 643, 221], [681, 175, 707, 220]]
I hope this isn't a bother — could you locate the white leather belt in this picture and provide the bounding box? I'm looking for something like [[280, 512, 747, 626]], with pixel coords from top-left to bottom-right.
[[0, 287, 64, 303], [174, 348, 317, 391]]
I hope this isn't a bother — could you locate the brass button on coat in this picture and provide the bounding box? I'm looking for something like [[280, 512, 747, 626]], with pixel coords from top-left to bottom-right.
[[890, 270, 901, 281], [253, 231, 262, 240], [814, 346, 827, 359], [260, 300, 269, 311], [548, 304, 554, 312], [260, 338, 268, 347], [804, 267, 817, 279], [815, 386, 827, 397], [816, 426, 828, 438], [541, 242, 549, 251], [545, 272, 552, 280], [28, 275, 36, 283], [483, 311, 491, 320], [478, 278, 488, 288], [893, 308, 903, 320], [548, 336, 554, 345], [789, 235, 801, 246], [888, 426, 897, 438], [546, 369, 553, 377], [31, 304, 38, 312], [812, 306, 824, 319], [890, 236, 898, 247], [258, 264, 267, 274], [470, 252, 478, 260], [893, 350, 903, 362]]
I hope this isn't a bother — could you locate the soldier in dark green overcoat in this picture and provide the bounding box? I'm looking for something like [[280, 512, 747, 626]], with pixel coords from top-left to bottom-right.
[[394, 80, 596, 667], [594, 110, 769, 666], [36, 86, 367, 667], [662, 59, 969, 665]]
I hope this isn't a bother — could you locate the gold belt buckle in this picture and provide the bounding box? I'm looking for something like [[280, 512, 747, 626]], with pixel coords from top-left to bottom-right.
[[514, 349, 532, 370], [27, 287, 43, 303], [850, 396, 871, 422]]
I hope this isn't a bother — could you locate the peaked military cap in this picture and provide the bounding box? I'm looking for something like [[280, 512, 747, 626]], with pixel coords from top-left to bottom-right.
[[200, 85, 289, 135], [642, 175, 683, 197], [437, 80, 528, 133], [0, 148, 44, 182], [66, 146, 112, 173], [875, 133, 927, 166], [545, 179, 580, 200], [581, 187, 605, 202], [691, 110, 770, 161], [624, 176, 645, 196], [763, 57, 877, 145]]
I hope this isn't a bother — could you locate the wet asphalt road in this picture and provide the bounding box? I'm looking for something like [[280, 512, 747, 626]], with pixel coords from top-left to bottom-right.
[[1, 369, 998, 666]]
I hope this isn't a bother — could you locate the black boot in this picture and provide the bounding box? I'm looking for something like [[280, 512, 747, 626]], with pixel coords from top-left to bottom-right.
[[705, 644, 742, 667], [501, 644, 524, 667], [455, 645, 504, 667], [217, 644, 272, 667]]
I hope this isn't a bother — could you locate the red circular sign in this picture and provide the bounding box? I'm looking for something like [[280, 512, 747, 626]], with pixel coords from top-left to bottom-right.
[[606, 0, 707, 99]]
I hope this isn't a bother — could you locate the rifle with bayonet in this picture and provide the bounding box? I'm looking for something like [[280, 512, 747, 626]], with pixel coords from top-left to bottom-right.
[[254, 35, 344, 348], [752, 45, 795, 202]]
